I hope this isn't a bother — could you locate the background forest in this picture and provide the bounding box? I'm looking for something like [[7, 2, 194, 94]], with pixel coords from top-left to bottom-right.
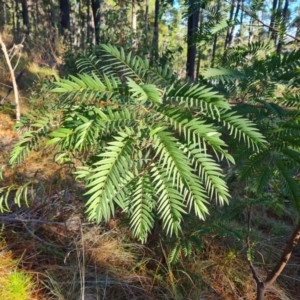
[[0, 0, 300, 299]]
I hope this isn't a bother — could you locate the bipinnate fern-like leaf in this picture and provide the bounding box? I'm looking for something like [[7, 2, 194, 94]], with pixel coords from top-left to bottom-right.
[[130, 173, 155, 242], [202, 67, 245, 83], [9, 113, 55, 166], [7, 44, 267, 242], [83, 131, 135, 222]]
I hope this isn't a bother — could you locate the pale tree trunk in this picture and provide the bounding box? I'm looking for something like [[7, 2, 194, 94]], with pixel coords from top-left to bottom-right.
[[0, 35, 21, 121], [132, 0, 137, 47], [132, 0, 137, 32], [87, 0, 96, 45], [91, 0, 101, 45]]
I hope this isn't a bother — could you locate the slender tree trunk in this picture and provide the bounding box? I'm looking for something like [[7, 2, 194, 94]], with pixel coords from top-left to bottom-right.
[[87, 0, 96, 45], [196, 8, 204, 78], [0, 35, 21, 120], [269, 0, 278, 39], [211, 0, 220, 67], [16, 0, 21, 37], [196, 48, 201, 79], [132, 0, 137, 47], [224, 0, 235, 50], [20, 0, 29, 33], [152, 0, 160, 55], [186, 0, 199, 81], [0, 0, 7, 30], [276, 0, 289, 54], [89, 4, 95, 45], [59, 0, 70, 34], [274, 0, 283, 48], [227, 0, 242, 47], [79, 0, 85, 49], [50, 0, 56, 27], [256, 283, 266, 300], [87, 0, 90, 43], [132, 0, 137, 31], [145, 0, 149, 31], [91, 0, 100, 45], [33, 0, 38, 37]]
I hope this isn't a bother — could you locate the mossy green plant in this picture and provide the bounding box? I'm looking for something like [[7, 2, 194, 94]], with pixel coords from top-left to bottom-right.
[[0, 270, 33, 300], [0, 237, 36, 300]]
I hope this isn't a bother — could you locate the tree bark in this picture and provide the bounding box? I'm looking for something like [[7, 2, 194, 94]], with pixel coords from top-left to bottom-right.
[[20, 0, 29, 33], [186, 0, 199, 81], [256, 283, 266, 300], [59, 0, 70, 34]]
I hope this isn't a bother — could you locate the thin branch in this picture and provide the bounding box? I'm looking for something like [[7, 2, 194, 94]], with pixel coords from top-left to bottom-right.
[[246, 206, 263, 286], [0, 215, 94, 226], [22, 221, 66, 248], [0, 215, 65, 225], [265, 221, 300, 287], [0, 34, 21, 120], [249, 260, 262, 286]]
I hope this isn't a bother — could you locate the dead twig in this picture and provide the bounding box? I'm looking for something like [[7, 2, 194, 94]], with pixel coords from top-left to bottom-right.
[[0, 34, 24, 120]]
